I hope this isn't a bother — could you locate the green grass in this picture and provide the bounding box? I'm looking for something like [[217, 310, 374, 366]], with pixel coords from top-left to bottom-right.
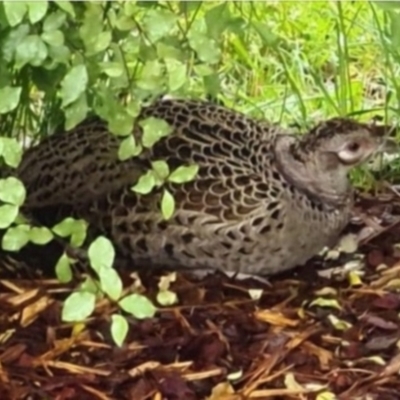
[[174, 0, 397, 187], [203, 1, 393, 126]]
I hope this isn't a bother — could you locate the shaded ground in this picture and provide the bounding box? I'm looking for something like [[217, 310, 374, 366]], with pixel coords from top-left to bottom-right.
[[2, 189, 400, 400]]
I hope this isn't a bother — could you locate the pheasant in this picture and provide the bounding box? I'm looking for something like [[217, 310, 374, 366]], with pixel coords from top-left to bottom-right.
[[16, 97, 387, 276]]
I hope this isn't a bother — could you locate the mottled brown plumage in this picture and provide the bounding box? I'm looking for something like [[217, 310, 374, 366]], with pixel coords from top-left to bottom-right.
[[17, 98, 386, 275]]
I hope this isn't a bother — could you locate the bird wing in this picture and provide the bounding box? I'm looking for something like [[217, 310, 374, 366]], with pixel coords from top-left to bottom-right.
[[18, 118, 147, 208], [18, 98, 281, 213]]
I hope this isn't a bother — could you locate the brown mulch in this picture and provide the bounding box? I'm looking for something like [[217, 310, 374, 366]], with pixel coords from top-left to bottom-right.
[[2, 189, 400, 399]]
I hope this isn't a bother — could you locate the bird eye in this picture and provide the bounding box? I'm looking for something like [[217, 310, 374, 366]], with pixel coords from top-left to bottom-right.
[[347, 142, 360, 152]]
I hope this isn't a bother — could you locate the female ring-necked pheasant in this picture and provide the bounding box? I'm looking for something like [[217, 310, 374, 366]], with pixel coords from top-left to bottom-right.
[[17, 97, 387, 275]]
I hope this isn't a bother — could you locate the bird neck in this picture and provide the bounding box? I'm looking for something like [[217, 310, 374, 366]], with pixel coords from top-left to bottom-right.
[[274, 135, 352, 209]]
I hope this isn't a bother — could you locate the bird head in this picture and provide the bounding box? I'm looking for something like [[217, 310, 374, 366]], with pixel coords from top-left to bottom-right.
[[274, 117, 395, 207], [295, 118, 391, 170]]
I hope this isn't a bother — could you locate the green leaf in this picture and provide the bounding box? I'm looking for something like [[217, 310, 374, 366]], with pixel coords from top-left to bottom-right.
[[0, 86, 21, 114], [131, 171, 156, 195], [0, 204, 18, 229], [115, 14, 136, 31], [157, 289, 178, 306], [0, 140, 5, 158], [189, 34, 220, 64], [179, 1, 202, 13], [52, 218, 87, 246], [309, 297, 342, 310], [14, 214, 29, 225], [126, 100, 141, 119], [47, 43, 70, 64], [0, 177, 26, 206], [140, 117, 172, 148], [151, 160, 170, 182], [27, 1, 48, 24], [54, 0, 75, 17], [203, 73, 221, 97], [55, 253, 73, 283], [205, 3, 231, 39], [93, 83, 123, 122], [0, 66, 11, 89], [120, 34, 140, 56], [87, 31, 112, 56], [62, 291, 96, 322], [98, 266, 123, 301], [161, 189, 175, 220], [2, 224, 30, 251], [29, 226, 53, 245], [64, 93, 88, 130], [88, 236, 115, 272], [389, 11, 400, 48], [0, 138, 22, 168], [79, 4, 111, 55], [118, 136, 141, 161], [119, 294, 157, 319], [374, 1, 400, 11], [165, 58, 187, 91], [41, 29, 64, 47], [52, 217, 77, 237], [108, 112, 134, 136], [70, 220, 87, 247], [43, 10, 66, 31], [60, 64, 88, 108], [111, 314, 129, 347], [168, 165, 199, 184], [106, 54, 129, 88], [188, 20, 221, 64], [137, 60, 165, 91], [99, 61, 124, 78], [80, 276, 101, 296], [316, 391, 337, 400], [252, 21, 281, 48], [157, 43, 183, 60], [15, 35, 48, 68], [2, 24, 30, 62], [143, 9, 177, 42], [3, 1, 27, 27]]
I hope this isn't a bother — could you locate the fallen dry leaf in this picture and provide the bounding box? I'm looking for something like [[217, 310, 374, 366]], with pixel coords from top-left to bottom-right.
[[1, 190, 400, 399]]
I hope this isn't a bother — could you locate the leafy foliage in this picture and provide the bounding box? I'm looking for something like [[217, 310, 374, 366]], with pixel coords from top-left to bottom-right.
[[0, 137, 22, 167], [88, 236, 115, 272], [168, 165, 199, 184], [61, 234, 158, 344], [0, 177, 25, 205], [62, 291, 96, 322], [111, 314, 129, 347], [2, 224, 30, 251], [131, 161, 199, 219], [52, 218, 87, 247], [119, 294, 157, 319], [0, 86, 21, 114], [55, 252, 73, 283], [161, 189, 175, 220]]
